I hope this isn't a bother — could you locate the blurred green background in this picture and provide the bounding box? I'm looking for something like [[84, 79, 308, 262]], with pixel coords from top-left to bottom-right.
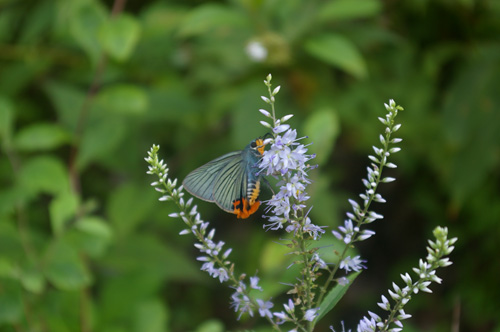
[[1, 0, 499, 331]]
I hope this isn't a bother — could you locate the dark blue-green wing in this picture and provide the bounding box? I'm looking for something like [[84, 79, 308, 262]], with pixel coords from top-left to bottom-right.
[[183, 151, 242, 202], [212, 156, 247, 213]]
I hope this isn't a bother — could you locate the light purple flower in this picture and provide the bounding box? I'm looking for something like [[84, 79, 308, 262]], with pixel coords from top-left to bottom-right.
[[312, 253, 328, 270], [231, 282, 254, 320], [304, 308, 319, 321], [250, 276, 263, 291], [340, 255, 366, 273], [256, 299, 274, 319]]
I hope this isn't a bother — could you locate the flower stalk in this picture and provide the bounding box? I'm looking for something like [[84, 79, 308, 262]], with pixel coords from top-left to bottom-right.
[[317, 100, 403, 308], [357, 226, 457, 332], [259, 74, 322, 329]]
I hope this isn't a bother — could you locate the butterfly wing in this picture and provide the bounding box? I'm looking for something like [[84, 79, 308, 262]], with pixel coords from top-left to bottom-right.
[[183, 151, 242, 202], [183, 139, 264, 219], [212, 156, 247, 213]]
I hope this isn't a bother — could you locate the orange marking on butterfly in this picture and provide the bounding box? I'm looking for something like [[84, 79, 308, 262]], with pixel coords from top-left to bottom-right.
[[232, 198, 260, 219], [232, 182, 261, 219], [255, 138, 266, 155]]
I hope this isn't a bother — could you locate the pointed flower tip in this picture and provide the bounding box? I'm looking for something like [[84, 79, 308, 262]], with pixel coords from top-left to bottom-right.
[[260, 120, 272, 128], [259, 109, 271, 117]]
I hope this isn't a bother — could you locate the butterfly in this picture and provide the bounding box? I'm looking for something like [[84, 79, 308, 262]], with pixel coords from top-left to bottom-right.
[[183, 138, 265, 219]]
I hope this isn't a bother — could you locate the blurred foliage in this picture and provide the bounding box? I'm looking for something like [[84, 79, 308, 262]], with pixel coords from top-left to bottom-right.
[[0, 0, 499, 331]]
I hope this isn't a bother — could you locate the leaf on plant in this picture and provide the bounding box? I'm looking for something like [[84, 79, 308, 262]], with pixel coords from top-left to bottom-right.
[[260, 238, 293, 275], [43, 239, 92, 290], [304, 108, 340, 165], [304, 34, 368, 79], [318, 0, 382, 22], [20, 263, 46, 294], [99, 14, 141, 62], [441, 46, 500, 205], [0, 280, 23, 324], [73, 216, 113, 258], [0, 96, 14, 143], [107, 183, 156, 237], [49, 191, 79, 236], [76, 116, 125, 170], [69, 2, 106, 65], [14, 123, 72, 151], [195, 319, 225, 332], [43, 81, 86, 131], [18, 156, 70, 196], [0, 258, 15, 278], [132, 298, 168, 332], [316, 271, 361, 321], [95, 84, 148, 114], [177, 4, 249, 38]]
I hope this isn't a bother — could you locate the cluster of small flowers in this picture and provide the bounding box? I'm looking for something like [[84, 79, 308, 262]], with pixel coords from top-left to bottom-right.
[[145, 145, 233, 283], [271, 299, 319, 326], [257, 75, 325, 327], [230, 276, 274, 320], [357, 226, 456, 332], [258, 76, 321, 240], [332, 100, 403, 273]]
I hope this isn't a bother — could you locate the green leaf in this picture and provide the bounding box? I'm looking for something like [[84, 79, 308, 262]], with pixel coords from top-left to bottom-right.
[[318, 0, 382, 22], [102, 234, 202, 283], [441, 46, 500, 205], [0, 61, 45, 96], [99, 14, 141, 62], [98, 236, 198, 326], [133, 298, 168, 332], [316, 271, 361, 321], [43, 80, 86, 131], [73, 216, 113, 257], [19, 263, 46, 294], [0, 280, 23, 324], [76, 116, 125, 170], [18, 1, 54, 43], [177, 4, 248, 38], [0, 222, 23, 260], [0, 188, 23, 217], [95, 84, 148, 114], [14, 123, 72, 151], [69, 2, 106, 64], [0, 258, 16, 278], [260, 238, 293, 274], [310, 174, 342, 228], [195, 319, 224, 332], [107, 183, 156, 237], [304, 33, 367, 79], [0, 96, 14, 145], [76, 216, 112, 239], [303, 108, 340, 165], [43, 239, 92, 290], [41, 283, 82, 330], [49, 191, 79, 236], [18, 156, 70, 196], [147, 79, 199, 123], [232, 82, 268, 147]]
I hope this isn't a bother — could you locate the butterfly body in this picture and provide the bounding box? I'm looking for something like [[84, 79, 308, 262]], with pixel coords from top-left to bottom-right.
[[183, 139, 265, 219]]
